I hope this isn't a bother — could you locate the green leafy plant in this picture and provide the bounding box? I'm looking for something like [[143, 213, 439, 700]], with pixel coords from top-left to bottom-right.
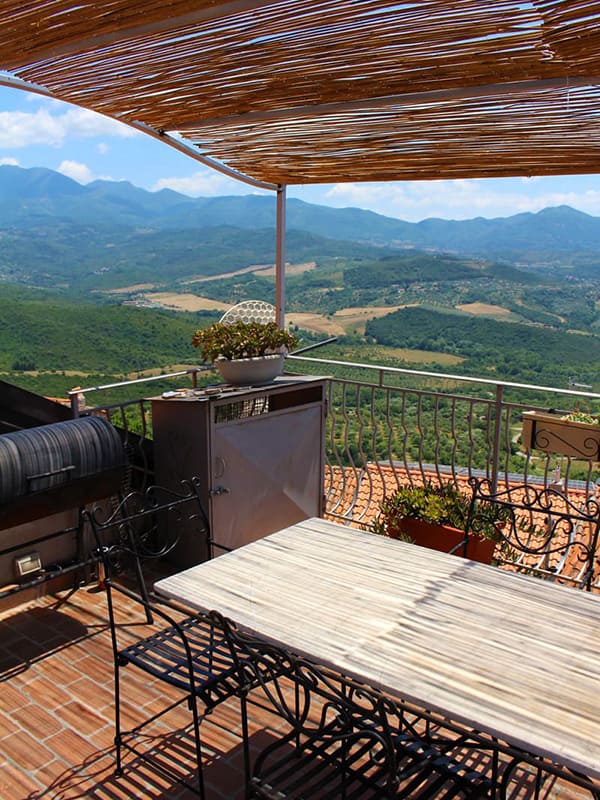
[[561, 410, 599, 424], [371, 481, 507, 542], [191, 321, 299, 363]]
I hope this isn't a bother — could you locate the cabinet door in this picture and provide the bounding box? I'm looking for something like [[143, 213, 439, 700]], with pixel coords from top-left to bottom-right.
[[152, 400, 211, 567], [210, 403, 322, 551]]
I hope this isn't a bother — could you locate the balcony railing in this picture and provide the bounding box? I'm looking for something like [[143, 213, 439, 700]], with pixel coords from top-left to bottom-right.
[[284, 354, 600, 525], [77, 358, 600, 522]]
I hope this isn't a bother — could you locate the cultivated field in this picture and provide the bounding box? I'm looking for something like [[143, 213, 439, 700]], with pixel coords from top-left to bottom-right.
[[286, 312, 346, 336], [102, 283, 157, 293], [333, 305, 412, 333], [252, 261, 316, 277], [286, 306, 409, 336], [184, 261, 316, 283], [376, 347, 463, 366], [184, 264, 271, 283], [329, 344, 464, 367], [141, 293, 230, 312], [455, 302, 514, 319], [131, 291, 408, 336]]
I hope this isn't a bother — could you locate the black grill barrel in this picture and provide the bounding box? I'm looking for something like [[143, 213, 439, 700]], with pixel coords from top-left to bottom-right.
[[0, 416, 127, 528]]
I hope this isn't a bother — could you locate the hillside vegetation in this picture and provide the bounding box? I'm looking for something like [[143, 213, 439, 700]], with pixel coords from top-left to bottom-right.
[[0, 225, 393, 291], [0, 284, 205, 373], [3, 166, 600, 401], [366, 307, 600, 387]]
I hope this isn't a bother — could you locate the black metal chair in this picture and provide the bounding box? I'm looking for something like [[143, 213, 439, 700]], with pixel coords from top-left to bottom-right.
[[85, 480, 241, 800], [218, 613, 491, 800], [465, 477, 600, 590]]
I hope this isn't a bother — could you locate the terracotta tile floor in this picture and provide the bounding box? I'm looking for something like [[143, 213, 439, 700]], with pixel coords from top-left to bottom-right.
[[0, 580, 289, 800], [0, 578, 597, 800]]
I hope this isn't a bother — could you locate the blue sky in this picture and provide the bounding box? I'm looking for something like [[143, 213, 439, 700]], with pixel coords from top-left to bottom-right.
[[2, 84, 600, 223]]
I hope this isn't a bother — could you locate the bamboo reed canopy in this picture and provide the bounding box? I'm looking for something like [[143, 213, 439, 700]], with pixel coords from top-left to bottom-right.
[[1, 0, 600, 187]]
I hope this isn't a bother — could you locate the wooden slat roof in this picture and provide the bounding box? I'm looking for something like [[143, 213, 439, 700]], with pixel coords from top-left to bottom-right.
[[1, 0, 600, 186]]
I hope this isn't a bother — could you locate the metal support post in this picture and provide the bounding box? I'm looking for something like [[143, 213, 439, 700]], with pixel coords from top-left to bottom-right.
[[490, 384, 504, 493], [275, 184, 286, 328]]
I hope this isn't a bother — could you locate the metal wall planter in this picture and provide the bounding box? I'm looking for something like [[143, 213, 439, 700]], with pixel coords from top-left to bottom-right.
[[521, 411, 600, 461]]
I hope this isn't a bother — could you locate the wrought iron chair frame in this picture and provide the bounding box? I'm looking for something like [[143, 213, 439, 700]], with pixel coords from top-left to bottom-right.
[[217, 612, 600, 798], [217, 613, 492, 800], [465, 477, 600, 590], [85, 480, 241, 800]]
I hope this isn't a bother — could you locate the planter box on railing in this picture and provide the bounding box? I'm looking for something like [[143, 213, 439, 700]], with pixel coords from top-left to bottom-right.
[[521, 411, 600, 460]]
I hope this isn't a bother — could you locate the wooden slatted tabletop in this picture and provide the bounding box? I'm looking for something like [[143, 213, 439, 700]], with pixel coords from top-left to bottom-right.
[[155, 516, 600, 780]]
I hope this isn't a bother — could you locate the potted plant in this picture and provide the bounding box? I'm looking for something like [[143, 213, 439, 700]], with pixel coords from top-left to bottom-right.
[[192, 320, 299, 385], [521, 409, 600, 460], [370, 481, 506, 563]]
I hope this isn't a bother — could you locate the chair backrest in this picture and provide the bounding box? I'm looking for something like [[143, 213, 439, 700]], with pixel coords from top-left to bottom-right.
[[466, 477, 600, 590], [219, 300, 276, 326], [84, 481, 230, 716], [216, 612, 400, 792], [85, 478, 209, 604]]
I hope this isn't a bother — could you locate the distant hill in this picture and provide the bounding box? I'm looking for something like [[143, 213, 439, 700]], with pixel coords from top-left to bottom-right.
[[411, 206, 600, 262], [0, 223, 399, 290], [366, 306, 600, 387], [0, 165, 411, 241], [2, 165, 600, 268], [0, 283, 200, 372]]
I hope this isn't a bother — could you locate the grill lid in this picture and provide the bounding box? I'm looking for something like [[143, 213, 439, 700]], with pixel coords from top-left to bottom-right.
[[0, 416, 127, 525]]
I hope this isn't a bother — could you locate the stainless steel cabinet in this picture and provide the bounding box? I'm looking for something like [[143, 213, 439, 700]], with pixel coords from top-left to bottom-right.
[[151, 377, 326, 567]]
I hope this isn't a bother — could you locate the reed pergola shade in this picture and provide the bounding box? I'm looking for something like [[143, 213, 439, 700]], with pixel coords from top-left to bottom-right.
[[1, 0, 600, 186]]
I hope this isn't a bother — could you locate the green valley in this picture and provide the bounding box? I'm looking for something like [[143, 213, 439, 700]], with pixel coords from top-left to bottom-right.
[[2, 166, 600, 404]]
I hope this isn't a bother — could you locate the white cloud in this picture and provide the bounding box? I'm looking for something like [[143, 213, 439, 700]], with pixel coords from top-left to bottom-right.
[[63, 107, 137, 140], [0, 156, 18, 165], [0, 109, 62, 147], [97, 142, 109, 155], [57, 160, 94, 183], [0, 106, 137, 148], [152, 168, 261, 197], [320, 180, 600, 221]]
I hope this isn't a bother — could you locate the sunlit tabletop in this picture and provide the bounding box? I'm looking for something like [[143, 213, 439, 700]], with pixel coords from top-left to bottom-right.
[[155, 516, 600, 780]]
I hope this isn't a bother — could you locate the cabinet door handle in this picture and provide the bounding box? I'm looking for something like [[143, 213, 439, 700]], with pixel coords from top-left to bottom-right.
[[209, 485, 230, 496], [214, 456, 226, 478]]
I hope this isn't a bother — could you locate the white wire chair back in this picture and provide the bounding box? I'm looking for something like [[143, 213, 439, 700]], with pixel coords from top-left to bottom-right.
[[219, 300, 276, 326]]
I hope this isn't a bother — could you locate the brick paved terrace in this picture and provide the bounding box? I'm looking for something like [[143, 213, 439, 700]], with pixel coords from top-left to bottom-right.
[[0, 579, 289, 800], [0, 576, 596, 800]]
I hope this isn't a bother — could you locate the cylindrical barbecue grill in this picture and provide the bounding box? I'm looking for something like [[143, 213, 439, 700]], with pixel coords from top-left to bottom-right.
[[0, 416, 127, 529]]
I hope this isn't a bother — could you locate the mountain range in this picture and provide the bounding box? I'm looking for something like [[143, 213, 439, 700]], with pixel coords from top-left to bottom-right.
[[2, 165, 600, 266], [2, 167, 599, 402]]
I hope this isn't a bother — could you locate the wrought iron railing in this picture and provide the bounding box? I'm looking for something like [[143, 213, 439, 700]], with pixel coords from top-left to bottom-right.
[[78, 358, 600, 530], [69, 368, 207, 490], [286, 354, 600, 527]]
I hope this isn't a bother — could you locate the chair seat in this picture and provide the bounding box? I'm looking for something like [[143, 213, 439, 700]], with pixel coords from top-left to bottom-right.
[[393, 732, 490, 799], [119, 616, 239, 708], [250, 729, 489, 799]]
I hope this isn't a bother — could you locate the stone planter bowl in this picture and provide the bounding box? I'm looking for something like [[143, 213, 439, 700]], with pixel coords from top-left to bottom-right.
[[215, 353, 285, 386]]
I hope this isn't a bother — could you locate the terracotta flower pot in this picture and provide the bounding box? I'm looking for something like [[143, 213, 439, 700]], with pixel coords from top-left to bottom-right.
[[389, 517, 497, 564]]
